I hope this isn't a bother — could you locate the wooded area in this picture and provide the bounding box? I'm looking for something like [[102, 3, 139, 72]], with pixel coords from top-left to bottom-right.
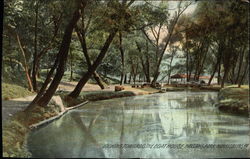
[[2, 1, 250, 158], [3, 0, 249, 109]]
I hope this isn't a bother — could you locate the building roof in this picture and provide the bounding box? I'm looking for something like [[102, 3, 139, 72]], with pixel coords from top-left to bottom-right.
[[170, 74, 211, 79], [199, 76, 211, 79], [170, 74, 188, 78]]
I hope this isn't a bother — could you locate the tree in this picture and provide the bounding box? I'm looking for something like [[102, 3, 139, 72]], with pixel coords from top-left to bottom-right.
[[139, 1, 192, 86], [68, 0, 136, 98], [26, 0, 84, 109], [3, 0, 64, 92]]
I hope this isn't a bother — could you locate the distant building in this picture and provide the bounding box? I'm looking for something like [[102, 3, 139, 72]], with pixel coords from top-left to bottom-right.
[[170, 74, 217, 84]]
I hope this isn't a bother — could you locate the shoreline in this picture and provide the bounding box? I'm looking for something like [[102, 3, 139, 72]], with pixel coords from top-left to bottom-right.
[[215, 87, 249, 116], [2, 86, 248, 157], [3, 88, 155, 157]]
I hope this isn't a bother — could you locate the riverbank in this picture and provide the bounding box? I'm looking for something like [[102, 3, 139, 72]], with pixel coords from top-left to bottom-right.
[[2, 85, 159, 157], [3, 83, 248, 157], [2, 96, 66, 157], [215, 86, 249, 116], [60, 86, 160, 106]]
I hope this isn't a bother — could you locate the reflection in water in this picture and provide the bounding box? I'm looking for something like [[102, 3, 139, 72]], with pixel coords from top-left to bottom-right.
[[28, 92, 249, 158]]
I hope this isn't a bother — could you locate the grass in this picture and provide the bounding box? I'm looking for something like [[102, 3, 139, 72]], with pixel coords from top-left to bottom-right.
[[2, 83, 35, 100], [216, 86, 249, 116], [219, 87, 249, 99], [79, 91, 136, 101], [59, 90, 137, 107], [226, 84, 249, 89]]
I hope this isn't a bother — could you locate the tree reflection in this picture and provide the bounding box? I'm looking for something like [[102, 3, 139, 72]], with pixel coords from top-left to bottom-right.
[[70, 112, 105, 157]]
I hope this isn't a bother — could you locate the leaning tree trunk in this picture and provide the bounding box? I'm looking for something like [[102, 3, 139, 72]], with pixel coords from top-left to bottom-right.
[[27, 54, 60, 109], [151, 14, 180, 86], [208, 49, 222, 86], [208, 59, 219, 86], [68, 29, 118, 98], [75, 26, 105, 89], [27, 3, 82, 108], [93, 72, 105, 89]]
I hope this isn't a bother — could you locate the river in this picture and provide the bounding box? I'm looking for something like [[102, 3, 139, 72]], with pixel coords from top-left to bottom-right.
[[27, 91, 249, 158]]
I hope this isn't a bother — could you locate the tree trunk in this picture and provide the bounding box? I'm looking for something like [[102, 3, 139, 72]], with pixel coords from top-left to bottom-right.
[[119, 31, 125, 85], [185, 33, 189, 82], [197, 44, 209, 80], [133, 74, 136, 85], [27, 55, 59, 109], [16, 33, 34, 91], [37, 64, 40, 78], [238, 63, 248, 88], [145, 41, 151, 83], [124, 74, 127, 84], [93, 72, 105, 89], [208, 59, 220, 86], [69, 47, 73, 81], [140, 58, 147, 82], [68, 29, 117, 98], [32, 1, 39, 92], [217, 60, 221, 84], [75, 26, 105, 89], [32, 3, 82, 107], [221, 66, 229, 88], [151, 15, 180, 85], [128, 73, 132, 84], [167, 53, 174, 84], [137, 41, 150, 83], [186, 50, 189, 82], [236, 46, 246, 84], [238, 52, 248, 88]]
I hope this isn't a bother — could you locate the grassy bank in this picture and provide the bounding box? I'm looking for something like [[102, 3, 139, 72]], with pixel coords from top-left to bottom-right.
[[59, 90, 137, 106], [2, 83, 35, 100], [215, 86, 249, 116]]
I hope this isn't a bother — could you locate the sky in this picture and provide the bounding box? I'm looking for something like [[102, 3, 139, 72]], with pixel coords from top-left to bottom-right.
[[145, 1, 197, 50], [168, 1, 197, 14], [131, 1, 198, 80]]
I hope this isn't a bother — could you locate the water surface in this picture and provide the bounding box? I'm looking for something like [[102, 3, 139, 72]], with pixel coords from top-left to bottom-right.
[[28, 91, 249, 158]]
